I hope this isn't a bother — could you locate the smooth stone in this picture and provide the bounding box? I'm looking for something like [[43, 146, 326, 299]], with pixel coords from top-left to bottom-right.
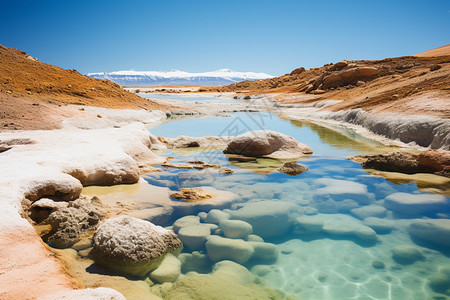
[[150, 253, 181, 283], [363, 217, 394, 234], [322, 215, 377, 242], [205, 236, 254, 264], [223, 130, 312, 159], [408, 219, 450, 247], [293, 216, 324, 234], [172, 215, 200, 234], [219, 220, 253, 239], [197, 212, 207, 221], [204, 209, 230, 225], [229, 200, 300, 238], [179, 251, 212, 274], [246, 234, 264, 242], [372, 260, 385, 269], [351, 205, 387, 220], [384, 192, 448, 215], [392, 245, 424, 264], [178, 225, 211, 250], [248, 242, 278, 262], [303, 207, 319, 215], [72, 237, 92, 250], [429, 273, 450, 293]]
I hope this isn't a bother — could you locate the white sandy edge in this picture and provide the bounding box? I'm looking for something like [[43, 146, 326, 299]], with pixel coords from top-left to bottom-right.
[[275, 100, 450, 151], [0, 107, 168, 299]]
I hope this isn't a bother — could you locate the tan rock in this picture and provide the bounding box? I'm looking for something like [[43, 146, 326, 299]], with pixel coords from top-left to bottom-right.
[[170, 188, 216, 202]]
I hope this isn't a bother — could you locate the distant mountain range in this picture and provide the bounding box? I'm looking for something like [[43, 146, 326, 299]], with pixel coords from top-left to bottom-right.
[[86, 69, 274, 86]]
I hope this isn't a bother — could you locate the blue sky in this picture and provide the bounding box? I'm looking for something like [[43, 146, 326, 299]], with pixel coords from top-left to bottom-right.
[[1, 0, 448, 76]]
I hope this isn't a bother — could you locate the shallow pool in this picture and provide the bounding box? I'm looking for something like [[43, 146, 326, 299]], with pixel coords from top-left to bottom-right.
[[143, 109, 450, 299]]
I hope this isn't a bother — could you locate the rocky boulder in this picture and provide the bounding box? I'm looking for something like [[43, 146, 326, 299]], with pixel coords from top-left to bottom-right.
[[46, 197, 103, 248], [223, 130, 312, 159], [384, 192, 448, 215], [229, 200, 301, 238], [90, 216, 182, 277], [350, 152, 421, 174], [315, 67, 379, 89], [408, 219, 450, 247], [277, 162, 308, 176]]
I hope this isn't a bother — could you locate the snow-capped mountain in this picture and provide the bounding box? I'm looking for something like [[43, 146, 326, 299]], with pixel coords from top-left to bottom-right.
[[86, 69, 273, 87]]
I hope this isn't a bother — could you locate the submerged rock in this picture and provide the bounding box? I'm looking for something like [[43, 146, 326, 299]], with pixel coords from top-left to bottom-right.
[[277, 162, 308, 176], [219, 220, 253, 239], [90, 216, 182, 277], [205, 236, 254, 264], [164, 260, 282, 300], [384, 192, 448, 215], [392, 245, 424, 265], [150, 253, 181, 283], [229, 200, 301, 238], [408, 219, 450, 247], [223, 130, 312, 159], [178, 225, 211, 250]]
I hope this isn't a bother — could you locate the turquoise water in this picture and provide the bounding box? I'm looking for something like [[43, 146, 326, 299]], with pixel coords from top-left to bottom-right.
[[138, 93, 238, 103], [145, 108, 450, 299]]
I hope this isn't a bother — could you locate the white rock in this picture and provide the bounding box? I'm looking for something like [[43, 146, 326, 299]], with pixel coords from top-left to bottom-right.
[[219, 220, 253, 239], [384, 193, 448, 215], [172, 215, 200, 233], [178, 225, 211, 250], [150, 253, 182, 283], [205, 209, 230, 224], [363, 217, 395, 234], [40, 287, 126, 300], [223, 130, 312, 159], [392, 245, 424, 264], [408, 219, 450, 247], [313, 178, 372, 204], [351, 205, 387, 220], [205, 236, 254, 264], [229, 201, 300, 238], [248, 242, 278, 261], [322, 214, 378, 242], [293, 215, 324, 234], [246, 234, 264, 242], [30, 198, 68, 210], [90, 216, 182, 277]]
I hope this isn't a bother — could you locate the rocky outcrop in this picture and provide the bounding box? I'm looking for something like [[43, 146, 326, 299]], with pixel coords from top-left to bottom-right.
[[170, 188, 216, 202], [45, 197, 104, 248], [90, 216, 182, 277], [277, 162, 308, 175], [313, 67, 379, 90], [223, 130, 312, 159], [350, 150, 450, 177]]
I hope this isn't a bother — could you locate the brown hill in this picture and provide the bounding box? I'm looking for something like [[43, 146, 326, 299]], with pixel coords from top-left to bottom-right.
[[212, 55, 450, 118], [0, 44, 173, 130], [415, 44, 450, 57]]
